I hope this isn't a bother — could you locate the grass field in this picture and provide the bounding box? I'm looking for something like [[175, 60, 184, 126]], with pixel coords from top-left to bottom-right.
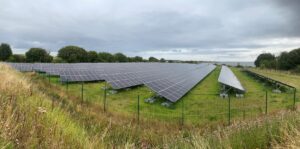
[[250, 68, 300, 89], [2, 63, 300, 148], [34, 66, 298, 126]]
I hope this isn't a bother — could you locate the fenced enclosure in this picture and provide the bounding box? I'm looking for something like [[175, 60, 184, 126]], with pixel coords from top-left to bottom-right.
[[25, 69, 300, 129], [39, 74, 299, 127]]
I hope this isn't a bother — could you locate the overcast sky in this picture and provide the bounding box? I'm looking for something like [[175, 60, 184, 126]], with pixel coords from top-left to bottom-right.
[[1, 0, 300, 61]]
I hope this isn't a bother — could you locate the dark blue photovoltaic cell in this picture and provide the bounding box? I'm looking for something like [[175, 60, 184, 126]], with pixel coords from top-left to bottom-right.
[[218, 66, 245, 92], [145, 64, 216, 102]]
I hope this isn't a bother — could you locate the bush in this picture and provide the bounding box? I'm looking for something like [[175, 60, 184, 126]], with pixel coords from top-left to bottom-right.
[[97, 52, 114, 62], [0, 43, 12, 61], [114, 53, 128, 62], [58, 46, 88, 63], [149, 56, 159, 62], [25, 48, 53, 62], [292, 65, 300, 74], [87, 51, 98, 62], [254, 53, 275, 68], [52, 57, 65, 63], [8, 54, 26, 62]]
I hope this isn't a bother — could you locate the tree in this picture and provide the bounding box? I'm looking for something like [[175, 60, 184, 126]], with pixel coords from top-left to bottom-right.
[[149, 56, 159, 62], [254, 53, 275, 67], [260, 60, 276, 69], [98, 52, 115, 62], [0, 43, 13, 61], [160, 58, 166, 62], [287, 48, 300, 69], [58, 46, 88, 63], [114, 53, 128, 62], [87, 51, 98, 62], [8, 54, 26, 62], [277, 52, 292, 70], [52, 57, 65, 63], [132, 56, 143, 62], [25, 48, 53, 62]]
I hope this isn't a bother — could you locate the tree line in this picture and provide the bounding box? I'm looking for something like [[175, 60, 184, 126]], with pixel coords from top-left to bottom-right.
[[254, 48, 300, 72], [0, 43, 166, 63]]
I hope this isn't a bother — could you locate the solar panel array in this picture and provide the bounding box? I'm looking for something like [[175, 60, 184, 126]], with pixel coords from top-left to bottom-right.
[[218, 66, 245, 92], [7, 62, 216, 102]]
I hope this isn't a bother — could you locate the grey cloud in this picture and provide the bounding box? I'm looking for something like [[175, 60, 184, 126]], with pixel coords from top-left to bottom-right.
[[0, 0, 299, 61]]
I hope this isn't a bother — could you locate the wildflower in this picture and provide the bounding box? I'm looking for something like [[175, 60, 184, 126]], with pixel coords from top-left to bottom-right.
[[38, 107, 47, 113]]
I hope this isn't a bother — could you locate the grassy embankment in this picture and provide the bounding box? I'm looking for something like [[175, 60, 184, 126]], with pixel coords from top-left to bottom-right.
[[1, 63, 300, 148]]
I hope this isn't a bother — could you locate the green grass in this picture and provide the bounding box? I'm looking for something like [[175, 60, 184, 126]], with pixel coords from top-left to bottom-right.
[[3, 64, 300, 148], [38, 66, 297, 126], [250, 68, 300, 89]]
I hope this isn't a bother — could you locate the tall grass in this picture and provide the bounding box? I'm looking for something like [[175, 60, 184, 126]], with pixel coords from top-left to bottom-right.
[[0, 64, 94, 148]]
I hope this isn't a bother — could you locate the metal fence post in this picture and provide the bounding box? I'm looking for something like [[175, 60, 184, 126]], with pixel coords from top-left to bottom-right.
[[48, 74, 50, 83], [294, 89, 297, 110], [137, 95, 140, 124], [228, 95, 231, 125], [66, 79, 69, 92], [104, 82, 107, 112], [265, 91, 268, 114], [81, 82, 84, 104], [181, 99, 184, 127]]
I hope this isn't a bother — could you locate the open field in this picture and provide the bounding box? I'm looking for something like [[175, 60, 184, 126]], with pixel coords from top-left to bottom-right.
[[30, 66, 299, 126], [2, 63, 300, 148]]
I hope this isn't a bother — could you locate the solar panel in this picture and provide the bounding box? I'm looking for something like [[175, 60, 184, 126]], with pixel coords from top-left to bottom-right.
[[218, 66, 245, 92], [144, 64, 216, 102], [6, 63, 33, 72], [7, 62, 216, 102]]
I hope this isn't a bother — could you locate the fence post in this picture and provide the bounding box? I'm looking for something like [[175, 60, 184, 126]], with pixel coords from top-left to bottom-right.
[[81, 82, 84, 104], [104, 82, 107, 112], [265, 91, 268, 114], [137, 95, 140, 124], [181, 99, 184, 127], [228, 95, 231, 125], [66, 79, 69, 92], [48, 74, 50, 83], [294, 89, 297, 110], [52, 98, 54, 111]]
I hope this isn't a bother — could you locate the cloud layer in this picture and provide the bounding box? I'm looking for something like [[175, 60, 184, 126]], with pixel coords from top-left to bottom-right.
[[1, 0, 300, 61]]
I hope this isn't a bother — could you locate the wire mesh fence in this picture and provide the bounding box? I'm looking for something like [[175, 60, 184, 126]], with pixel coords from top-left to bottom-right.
[[39, 74, 300, 128]]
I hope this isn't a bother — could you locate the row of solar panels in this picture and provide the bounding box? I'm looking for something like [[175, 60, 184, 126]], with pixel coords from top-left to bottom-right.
[[7, 62, 216, 102], [218, 66, 245, 92]]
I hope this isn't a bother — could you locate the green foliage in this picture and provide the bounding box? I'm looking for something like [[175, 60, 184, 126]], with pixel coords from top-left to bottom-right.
[[160, 58, 166, 62], [58, 46, 87, 63], [277, 52, 292, 70], [98, 52, 115, 62], [0, 43, 13, 61], [256, 48, 300, 71], [132, 56, 144, 62], [293, 65, 300, 73], [260, 59, 277, 69], [149, 56, 159, 62], [287, 48, 300, 68], [114, 53, 128, 62], [254, 53, 275, 67], [25, 48, 53, 62], [87, 51, 98, 62], [52, 57, 65, 63], [8, 54, 26, 62]]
